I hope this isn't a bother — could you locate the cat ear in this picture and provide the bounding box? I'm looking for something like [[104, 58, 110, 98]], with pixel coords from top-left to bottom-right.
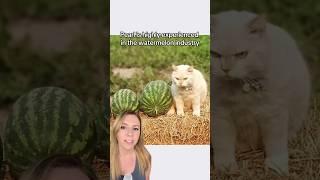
[[248, 15, 266, 35], [187, 66, 193, 72], [172, 64, 177, 71]]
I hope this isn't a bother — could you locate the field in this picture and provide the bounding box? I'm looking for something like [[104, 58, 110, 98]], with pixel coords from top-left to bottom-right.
[[110, 35, 210, 94], [110, 35, 210, 145]]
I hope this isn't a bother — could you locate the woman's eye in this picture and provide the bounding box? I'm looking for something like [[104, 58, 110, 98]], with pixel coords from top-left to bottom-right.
[[234, 51, 248, 59], [133, 127, 140, 131], [175, 78, 179, 80], [183, 78, 187, 80], [211, 51, 222, 59], [120, 126, 126, 130]]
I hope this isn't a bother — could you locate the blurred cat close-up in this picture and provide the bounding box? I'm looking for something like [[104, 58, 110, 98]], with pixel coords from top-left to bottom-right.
[[211, 11, 310, 175]]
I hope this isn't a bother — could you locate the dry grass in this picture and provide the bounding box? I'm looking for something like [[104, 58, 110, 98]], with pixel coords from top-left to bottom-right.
[[109, 97, 210, 145], [141, 98, 210, 145], [212, 95, 320, 179]]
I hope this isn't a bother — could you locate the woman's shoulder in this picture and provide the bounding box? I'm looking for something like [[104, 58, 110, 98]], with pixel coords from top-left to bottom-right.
[[132, 160, 146, 180]]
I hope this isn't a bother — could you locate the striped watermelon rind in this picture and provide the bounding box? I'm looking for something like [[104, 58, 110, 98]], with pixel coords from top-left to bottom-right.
[[4, 87, 96, 178], [140, 80, 173, 117], [111, 89, 139, 116]]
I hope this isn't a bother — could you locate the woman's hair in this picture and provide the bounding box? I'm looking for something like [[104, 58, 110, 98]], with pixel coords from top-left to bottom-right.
[[110, 112, 151, 180], [20, 154, 98, 180]]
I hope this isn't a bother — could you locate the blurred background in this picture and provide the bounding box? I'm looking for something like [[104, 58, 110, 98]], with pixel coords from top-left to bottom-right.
[[212, 0, 320, 94], [0, 0, 108, 179], [0, 0, 107, 127], [212, 0, 320, 179]]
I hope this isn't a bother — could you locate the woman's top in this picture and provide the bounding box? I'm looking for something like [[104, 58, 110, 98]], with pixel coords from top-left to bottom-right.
[[118, 160, 145, 180]]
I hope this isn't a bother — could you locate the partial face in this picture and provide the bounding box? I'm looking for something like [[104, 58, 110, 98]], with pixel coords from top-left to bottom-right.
[[211, 11, 267, 80], [45, 168, 90, 180], [172, 65, 193, 87], [117, 114, 141, 151]]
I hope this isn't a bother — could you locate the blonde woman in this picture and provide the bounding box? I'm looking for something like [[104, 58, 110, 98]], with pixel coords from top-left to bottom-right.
[[110, 112, 151, 180]]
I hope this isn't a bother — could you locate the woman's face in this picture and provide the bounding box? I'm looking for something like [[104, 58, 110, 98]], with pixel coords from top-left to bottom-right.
[[117, 114, 141, 151]]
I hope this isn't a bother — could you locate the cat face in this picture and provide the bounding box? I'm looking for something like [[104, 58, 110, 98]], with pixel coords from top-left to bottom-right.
[[211, 11, 267, 80], [171, 65, 193, 87]]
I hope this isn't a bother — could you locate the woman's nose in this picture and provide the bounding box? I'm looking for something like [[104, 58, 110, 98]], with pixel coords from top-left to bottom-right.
[[126, 129, 133, 136]]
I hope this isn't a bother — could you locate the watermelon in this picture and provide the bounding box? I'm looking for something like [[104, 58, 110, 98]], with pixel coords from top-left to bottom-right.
[[4, 87, 96, 178], [140, 80, 173, 117], [111, 89, 139, 116]]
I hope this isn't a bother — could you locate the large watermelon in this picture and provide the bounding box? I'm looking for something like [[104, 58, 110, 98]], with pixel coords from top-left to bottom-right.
[[4, 87, 96, 178], [111, 89, 139, 116], [140, 80, 173, 117]]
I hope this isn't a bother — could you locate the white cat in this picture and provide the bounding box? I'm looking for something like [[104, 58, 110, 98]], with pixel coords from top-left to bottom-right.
[[211, 11, 311, 175], [166, 65, 207, 117]]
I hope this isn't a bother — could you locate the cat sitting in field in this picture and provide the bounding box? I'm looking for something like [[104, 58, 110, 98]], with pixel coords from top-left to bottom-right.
[[211, 11, 311, 175], [166, 64, 207, 117]]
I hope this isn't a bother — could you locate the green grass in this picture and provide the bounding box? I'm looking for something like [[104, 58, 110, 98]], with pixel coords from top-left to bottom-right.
[[110, 35, 210, 94]]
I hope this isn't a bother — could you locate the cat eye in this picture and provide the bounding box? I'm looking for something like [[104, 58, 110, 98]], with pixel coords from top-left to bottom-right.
[[211, 51, 222, 59], [234, 51, 248, 59]]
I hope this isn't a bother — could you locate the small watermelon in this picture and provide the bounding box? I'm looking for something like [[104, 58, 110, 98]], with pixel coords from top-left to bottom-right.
[[140, 80, 173, 117], [111, 89, 139, 116], [4, 87, 96, 178]]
